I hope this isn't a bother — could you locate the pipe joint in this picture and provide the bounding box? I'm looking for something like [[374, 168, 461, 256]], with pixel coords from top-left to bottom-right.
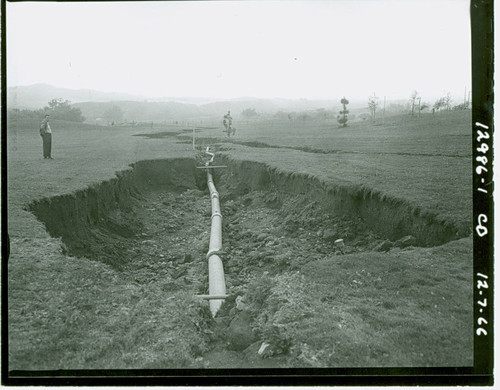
[[206, 249, 224, 259], [211, 212, 222, 220]]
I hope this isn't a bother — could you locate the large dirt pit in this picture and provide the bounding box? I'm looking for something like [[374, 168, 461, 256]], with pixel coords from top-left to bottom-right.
[[27, 156, 466, 368]]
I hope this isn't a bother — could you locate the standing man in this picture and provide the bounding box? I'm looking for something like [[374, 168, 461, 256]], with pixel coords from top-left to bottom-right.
[[39, 114, 53, 159], [223, 110, 235, 137]]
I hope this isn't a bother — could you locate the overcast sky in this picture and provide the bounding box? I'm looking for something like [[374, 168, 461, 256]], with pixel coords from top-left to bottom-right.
[[7, 0, 471, 101]]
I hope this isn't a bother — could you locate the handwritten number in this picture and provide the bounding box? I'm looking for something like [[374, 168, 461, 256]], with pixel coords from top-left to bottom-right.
[[477, 280, 488, 289], [476, 156, 488, 165], [477, 143, 489, 154], [478, 318, 488, 326], [476, 165, 488, 174], [476, 214, 488, 237], [477, 130, 490, 142]]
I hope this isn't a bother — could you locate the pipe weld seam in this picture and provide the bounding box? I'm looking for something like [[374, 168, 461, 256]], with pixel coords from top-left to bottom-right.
[[206, 249, 223, 259], [211, 212, 222, 220]]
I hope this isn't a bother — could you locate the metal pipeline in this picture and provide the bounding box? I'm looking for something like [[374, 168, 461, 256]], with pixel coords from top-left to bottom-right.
[[205, 152, 227, 317]]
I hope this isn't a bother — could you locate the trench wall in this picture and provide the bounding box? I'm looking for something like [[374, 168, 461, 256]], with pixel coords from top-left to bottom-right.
[[28, 157, 466, 255], [215, 156, 467, 246], [27, 158, 200, 250]]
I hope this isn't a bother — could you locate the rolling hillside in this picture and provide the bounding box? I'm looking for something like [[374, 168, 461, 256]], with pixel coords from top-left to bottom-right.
[[8, 83, 407, 124]]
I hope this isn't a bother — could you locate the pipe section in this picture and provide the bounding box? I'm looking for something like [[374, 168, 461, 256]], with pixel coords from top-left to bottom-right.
[[205, 158, 226, 316]]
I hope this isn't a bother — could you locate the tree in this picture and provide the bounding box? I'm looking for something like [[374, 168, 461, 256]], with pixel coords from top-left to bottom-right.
[[433, 93, 452, 112], [453, 102, 469, 110], [274, 111, 289, 120], [409, 90, 419, 116], [44, 98, 85, 122], [8, 108, 43, 120], [102, 105, 124, 124], [338, 97, 349, 127], [420, 102, 430, 112], [443, 92, 452, 110], [368, 93, 379, 122], [433, 98, 445, 112], [241, 108, 258, 118]]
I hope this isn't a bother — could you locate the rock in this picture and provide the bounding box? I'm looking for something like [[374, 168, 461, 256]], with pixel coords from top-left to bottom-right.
[[248, 250, 260, 261], [172, 268, 187, 279], [258, 342, 270, 356], [374, 240, 393, 252], [257, 232, 268, 241], [235, 295, 247, 311], [394, 235, 417, 248], [177, 255, 186, 264], [323, 229, 336, 241], [334, 238, 344, 247], [227, 311, 257, 351]]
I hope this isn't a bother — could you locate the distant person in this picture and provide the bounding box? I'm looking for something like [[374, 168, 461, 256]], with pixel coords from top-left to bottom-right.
[[223, 110, 235, 137], [39, 114, 53, 159], [224, 111, 232, 128]]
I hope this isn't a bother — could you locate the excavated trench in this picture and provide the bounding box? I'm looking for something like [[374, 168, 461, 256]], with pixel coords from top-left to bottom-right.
[[27, 157, 467, 367]]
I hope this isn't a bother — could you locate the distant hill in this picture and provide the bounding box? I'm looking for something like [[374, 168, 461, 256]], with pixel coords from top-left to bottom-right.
[[8, 83, 145, 109], [73, 100, 205, 123], [73, 98, 351, 123], [8, 83, 381, 123]]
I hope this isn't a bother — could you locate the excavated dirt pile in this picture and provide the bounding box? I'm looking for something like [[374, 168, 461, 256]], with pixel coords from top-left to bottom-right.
[[27, 156, 467, 368]]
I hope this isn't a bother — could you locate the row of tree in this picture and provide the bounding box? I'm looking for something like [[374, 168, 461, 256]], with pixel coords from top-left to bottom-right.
[[364, 91, 469, 123], [8, 98, 130, 126], [9, 98, 86, 122]]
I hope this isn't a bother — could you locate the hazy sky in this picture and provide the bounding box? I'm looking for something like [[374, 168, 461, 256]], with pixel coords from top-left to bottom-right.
[[7, 0, 471, 101]]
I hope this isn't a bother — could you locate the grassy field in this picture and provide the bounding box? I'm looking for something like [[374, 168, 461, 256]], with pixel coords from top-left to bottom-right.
[[6, 110, 473, 371], [182, 110, 472, 229]]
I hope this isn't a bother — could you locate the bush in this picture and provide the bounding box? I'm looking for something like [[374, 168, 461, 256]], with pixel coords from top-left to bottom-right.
[[44, 98, 85, 122]]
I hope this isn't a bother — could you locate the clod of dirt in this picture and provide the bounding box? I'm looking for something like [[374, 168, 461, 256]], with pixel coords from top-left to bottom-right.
[[374, 240, 394, 252], [323, 229, 336, 241], [394, 235, 417, 248], [226, 311, 258, 351]]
